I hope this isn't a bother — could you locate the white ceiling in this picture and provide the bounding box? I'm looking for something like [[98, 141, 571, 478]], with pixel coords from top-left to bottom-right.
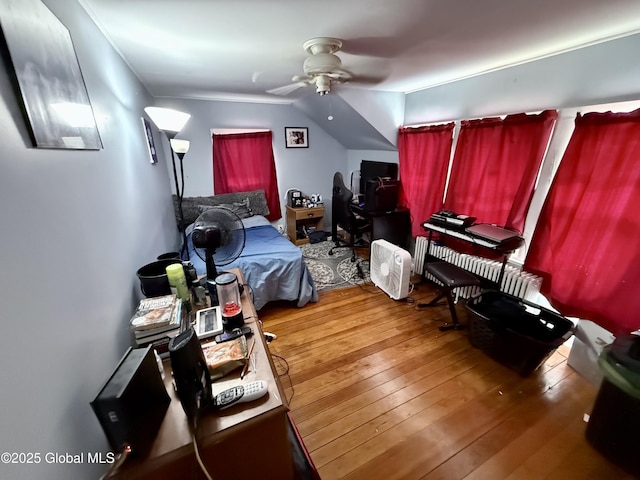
[[78, 0, 640, 104]]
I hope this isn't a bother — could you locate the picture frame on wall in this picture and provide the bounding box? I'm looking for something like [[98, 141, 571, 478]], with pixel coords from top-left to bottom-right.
[[0, 0, 102, 150], [141, 117, 158, 164], [285, 127, 309, 148]]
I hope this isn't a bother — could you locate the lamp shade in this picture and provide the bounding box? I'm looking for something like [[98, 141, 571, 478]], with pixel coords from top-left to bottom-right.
[[144, 107, 191, 137], [170, 139, 190, 154]]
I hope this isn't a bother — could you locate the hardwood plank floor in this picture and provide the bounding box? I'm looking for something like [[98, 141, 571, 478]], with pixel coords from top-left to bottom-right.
[[259, 280, 634, 480]]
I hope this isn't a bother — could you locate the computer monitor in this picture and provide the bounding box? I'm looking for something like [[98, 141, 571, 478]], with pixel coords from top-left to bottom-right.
[[359, 160, 398, 195]]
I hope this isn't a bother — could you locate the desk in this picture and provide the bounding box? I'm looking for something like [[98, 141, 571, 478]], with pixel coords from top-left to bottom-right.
[[421, 222, 524, 288], [349, 205, 411, 250], [109, 269, 293, 480]]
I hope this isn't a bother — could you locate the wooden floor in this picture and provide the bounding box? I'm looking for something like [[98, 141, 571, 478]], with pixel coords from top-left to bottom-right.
[[259, 280, 634, 480]]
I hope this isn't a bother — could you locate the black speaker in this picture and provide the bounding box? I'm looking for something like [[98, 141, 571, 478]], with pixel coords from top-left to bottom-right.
[[169, 328, 212, 424]]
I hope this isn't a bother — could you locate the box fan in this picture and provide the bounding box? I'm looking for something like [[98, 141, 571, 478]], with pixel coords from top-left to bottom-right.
[[370, 239, 411, 300]]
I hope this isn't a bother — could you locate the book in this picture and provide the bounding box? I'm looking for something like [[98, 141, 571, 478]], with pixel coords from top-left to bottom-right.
[[130, 294, 179, 332], [134, 327, 181, 346], [134, 300, 182, 340], [142, 336, 172, 359]]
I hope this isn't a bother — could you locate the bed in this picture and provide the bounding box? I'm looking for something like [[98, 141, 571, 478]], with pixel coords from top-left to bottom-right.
[[176, 190, 318, 311]]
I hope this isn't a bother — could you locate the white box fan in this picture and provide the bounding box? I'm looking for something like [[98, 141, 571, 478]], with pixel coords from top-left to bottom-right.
[[370, 239, 412, 300]]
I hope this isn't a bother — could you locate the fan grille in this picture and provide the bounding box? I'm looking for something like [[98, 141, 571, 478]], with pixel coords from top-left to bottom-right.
[[193, 207, 245, 266], [370, 240, 411, 300]]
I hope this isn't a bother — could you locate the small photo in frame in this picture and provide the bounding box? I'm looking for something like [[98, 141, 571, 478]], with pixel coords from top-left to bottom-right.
[[285, 127, 308, 148], [141, 117, 158, 164]]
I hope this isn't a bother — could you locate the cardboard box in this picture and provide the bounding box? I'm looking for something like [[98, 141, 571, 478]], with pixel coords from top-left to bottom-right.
[[567, 320, 615, 387]]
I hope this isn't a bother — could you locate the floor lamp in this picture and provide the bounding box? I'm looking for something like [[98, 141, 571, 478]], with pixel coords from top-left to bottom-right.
[[144, 107, 191, 259], [169, 138, 190, 259]]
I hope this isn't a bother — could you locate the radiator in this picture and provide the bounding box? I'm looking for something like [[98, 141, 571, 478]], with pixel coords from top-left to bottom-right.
[[413, 236, 542, 302]]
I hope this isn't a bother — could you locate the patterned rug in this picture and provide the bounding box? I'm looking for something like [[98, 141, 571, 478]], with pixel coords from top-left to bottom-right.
[[300, 240, 370, 292]]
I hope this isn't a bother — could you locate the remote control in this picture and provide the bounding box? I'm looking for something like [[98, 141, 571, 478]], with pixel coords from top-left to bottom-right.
[[213, 380, 268, 410], [214, 326, 253, 343]]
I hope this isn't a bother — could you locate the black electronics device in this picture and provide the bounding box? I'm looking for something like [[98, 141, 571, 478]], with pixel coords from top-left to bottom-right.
[[363, 178, 399, 213], [169, 328, 212, 424], [429, 210, 476, 229], [214, 325, 252, 343], [287, 190, 303, 208], [91, 347, 170, 456], [465, 223, 521, 244]]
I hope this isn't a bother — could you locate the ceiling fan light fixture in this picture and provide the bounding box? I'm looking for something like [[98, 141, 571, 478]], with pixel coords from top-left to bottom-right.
[[315, 75, 331, 95], [303, 52, 342, 75]]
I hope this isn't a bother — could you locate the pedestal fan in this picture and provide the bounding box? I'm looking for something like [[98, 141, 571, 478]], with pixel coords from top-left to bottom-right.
[[191, 207, 246, 301]]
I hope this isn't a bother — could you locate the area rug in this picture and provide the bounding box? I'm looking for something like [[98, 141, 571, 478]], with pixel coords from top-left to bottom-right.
[[300, 239, 370, 292]]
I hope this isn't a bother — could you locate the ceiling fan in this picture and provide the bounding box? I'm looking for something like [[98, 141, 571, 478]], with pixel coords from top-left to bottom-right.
[[267, 37, 354, 96]]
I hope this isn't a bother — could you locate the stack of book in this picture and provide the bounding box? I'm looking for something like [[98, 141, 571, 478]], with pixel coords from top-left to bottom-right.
[[129, 294, 182, 358]]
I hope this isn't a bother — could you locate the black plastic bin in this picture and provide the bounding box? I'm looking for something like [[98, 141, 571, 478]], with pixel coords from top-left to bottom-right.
[[465, 290, 574, 376], [586, 335, 640, 477]]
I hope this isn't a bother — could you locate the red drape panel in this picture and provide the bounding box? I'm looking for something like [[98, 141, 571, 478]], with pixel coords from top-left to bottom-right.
[[212, 131, 281, 221], [398, 123, 454, 237], [444, 110, 557, 232], [525, 108, 640, 336]]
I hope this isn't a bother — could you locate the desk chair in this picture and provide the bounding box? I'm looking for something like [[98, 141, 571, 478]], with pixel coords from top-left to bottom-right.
[[328, 172, 372, 262], [418, 262, 480, 331]]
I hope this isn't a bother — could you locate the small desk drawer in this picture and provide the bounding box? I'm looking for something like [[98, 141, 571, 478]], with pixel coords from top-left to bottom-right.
[[293, 207, 323, 220]]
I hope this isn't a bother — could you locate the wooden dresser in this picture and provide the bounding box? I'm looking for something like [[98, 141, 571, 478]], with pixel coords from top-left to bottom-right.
[[286, 204, 324, 245], [108, 269, 293, 480]]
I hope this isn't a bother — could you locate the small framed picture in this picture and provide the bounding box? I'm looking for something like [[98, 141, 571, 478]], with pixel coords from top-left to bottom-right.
[[285, 127, 309, 148], [141, 117, 158, 164]]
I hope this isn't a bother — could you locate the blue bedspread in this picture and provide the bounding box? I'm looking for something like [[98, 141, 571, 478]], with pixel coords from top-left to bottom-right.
[[186, 222, 317, 311]]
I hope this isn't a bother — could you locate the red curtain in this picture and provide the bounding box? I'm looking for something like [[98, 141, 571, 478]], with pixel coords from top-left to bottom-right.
[[525, 109, 640, 336], [398, 123, 454, 237], [444, 110, 557, 232], [212, 131, 281, 221]]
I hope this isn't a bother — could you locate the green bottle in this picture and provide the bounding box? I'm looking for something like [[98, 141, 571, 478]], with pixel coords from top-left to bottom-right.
[[166, 263, 191, 312]]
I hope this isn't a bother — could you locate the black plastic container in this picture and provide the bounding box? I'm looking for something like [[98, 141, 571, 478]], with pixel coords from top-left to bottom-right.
[[465, 290, 574, 376], [136, 259, 182, 297], [586, 335, 640, 477]]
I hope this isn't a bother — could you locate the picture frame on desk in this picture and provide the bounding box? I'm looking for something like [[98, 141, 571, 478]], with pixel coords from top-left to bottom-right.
[[285, 127, 308, 148]]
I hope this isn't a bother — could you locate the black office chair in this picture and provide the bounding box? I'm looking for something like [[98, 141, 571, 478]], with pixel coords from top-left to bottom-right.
[[328, 172, 372, 262], [417, 262, 481, 331]]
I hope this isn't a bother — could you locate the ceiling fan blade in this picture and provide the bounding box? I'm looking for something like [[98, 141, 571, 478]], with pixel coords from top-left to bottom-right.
[[350, 73, 388, 85], [266, 81, 308, 96]]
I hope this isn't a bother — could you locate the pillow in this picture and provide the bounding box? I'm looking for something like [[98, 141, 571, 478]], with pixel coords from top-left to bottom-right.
[[241, 215, 271, 229], [197, 198, 253, 219], [176, 190, 270, 226]]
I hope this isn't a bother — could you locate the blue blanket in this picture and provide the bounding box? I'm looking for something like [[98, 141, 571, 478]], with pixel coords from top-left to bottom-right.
[[187, 222, 317, 311]]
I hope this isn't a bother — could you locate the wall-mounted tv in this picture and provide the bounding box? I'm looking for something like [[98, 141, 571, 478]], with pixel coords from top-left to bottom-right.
[[359, 160, 399, 195]]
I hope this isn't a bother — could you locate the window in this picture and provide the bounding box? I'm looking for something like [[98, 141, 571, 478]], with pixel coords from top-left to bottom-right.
[[212, 131, 281, 221]]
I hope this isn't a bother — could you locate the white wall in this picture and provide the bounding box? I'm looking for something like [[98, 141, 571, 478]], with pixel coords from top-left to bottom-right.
[[154, 97, 349, 230], [0, 1, 178, 478], [339, 89, 405, 147], [404, 32, 640, 125]]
